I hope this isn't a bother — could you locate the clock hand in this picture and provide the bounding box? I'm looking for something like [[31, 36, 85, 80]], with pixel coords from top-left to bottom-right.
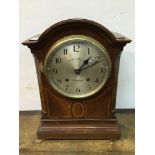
[[79, 56, 92, 69], [80, 60, 102, 71], [75, 56, 91, 74]]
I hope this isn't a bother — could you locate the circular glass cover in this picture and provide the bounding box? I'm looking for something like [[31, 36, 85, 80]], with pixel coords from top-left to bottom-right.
[[44, 35, 111, 98]]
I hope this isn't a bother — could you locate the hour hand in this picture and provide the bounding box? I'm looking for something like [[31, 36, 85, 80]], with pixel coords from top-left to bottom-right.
[[80, 56, 92, 69], [75, 56, 91, 74], [83, 56, 92, 65]]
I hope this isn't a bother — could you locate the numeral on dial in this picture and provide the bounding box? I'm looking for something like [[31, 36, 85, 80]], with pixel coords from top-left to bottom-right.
[[76, 88, 80, 92], [56, 58, 62, 64], [95, 55, 101, 60], [94, 77, 99, 83], [53, 68, 57, 74], [87, 85, 92, 90], [88, 48, 90, 54], [73, 45, 80, 52], [64, 48, 67, 55]]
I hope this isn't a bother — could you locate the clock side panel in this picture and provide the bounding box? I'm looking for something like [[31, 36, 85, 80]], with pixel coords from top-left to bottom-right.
[[34, 57, 49, 117], [108, 48, 122, 118]]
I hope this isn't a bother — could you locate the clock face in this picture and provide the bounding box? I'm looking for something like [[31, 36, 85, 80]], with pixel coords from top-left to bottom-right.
[[44, 35, 111, 98]]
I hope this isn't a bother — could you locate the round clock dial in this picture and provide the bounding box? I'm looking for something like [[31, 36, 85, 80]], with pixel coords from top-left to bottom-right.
[[44, 35, 111, 98]]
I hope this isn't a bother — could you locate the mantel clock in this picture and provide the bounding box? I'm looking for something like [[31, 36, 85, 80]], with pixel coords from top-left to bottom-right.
[[22, 19, 131, 140]]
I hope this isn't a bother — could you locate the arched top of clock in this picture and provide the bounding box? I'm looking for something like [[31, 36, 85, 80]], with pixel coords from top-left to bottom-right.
[[22, 19, 131, 49]]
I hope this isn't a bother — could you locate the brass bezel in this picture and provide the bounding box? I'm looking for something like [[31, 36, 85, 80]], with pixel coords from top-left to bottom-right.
[[44, 35, 112, 99]]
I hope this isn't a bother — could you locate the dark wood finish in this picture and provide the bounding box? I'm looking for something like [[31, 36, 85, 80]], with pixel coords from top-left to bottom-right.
[[19, 109, 135, 115], [22, 19, 131, 140]]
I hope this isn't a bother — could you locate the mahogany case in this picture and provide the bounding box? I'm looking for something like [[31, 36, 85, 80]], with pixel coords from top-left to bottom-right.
[[22, 19, 131, 140]]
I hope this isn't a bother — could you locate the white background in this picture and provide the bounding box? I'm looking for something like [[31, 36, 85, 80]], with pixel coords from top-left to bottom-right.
[[1, 0, 155, 155], [19, 0, 135, 110]]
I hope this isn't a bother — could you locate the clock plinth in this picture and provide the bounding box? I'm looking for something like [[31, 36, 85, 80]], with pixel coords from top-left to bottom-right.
[[37, 119, 120, 140], [22, 19, 131, 140]]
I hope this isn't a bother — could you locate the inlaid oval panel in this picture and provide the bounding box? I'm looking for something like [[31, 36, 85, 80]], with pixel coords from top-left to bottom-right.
[[72, 102, 85, 117]]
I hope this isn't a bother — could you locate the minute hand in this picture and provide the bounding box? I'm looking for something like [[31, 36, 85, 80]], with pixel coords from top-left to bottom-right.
[[81, 61, 101, 70]]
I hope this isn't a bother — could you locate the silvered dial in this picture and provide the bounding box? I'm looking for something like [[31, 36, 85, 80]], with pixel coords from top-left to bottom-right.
[[44, 35, 111, 98]]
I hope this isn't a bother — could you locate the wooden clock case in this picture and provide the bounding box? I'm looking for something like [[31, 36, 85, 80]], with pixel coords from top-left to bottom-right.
[[22, 19, 131, 140]]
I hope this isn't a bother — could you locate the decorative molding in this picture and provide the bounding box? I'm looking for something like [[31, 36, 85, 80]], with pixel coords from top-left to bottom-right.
[[19, 109, 135, 115]]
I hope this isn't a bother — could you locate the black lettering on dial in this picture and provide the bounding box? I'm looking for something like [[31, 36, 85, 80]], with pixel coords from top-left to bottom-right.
[[73, 45, 80, 52]]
